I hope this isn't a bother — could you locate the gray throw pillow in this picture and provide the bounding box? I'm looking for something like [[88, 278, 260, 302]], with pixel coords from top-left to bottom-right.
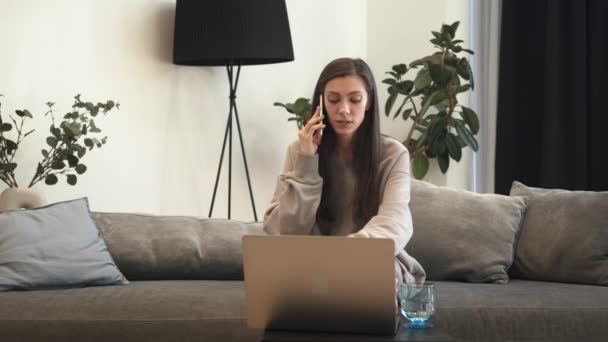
[[92, 213, 264, 280], [509, 181, 608, 286], [0, 197, 128, 291], [407, 180, 528, 283]]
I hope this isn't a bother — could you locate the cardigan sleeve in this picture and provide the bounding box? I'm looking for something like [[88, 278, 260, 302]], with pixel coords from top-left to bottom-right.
[[348, 149, 413, 255], [263, 142, 323, 235]]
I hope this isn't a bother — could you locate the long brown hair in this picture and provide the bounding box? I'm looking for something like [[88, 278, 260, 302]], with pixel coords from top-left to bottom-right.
[[310, 58, 381, 234]]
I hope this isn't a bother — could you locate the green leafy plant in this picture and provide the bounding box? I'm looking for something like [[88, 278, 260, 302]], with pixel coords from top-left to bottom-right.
[[273, 22, 479, 180], [384, 21, 479, 179], [273, 97, 311, 129], [0, 94, 119, 188]]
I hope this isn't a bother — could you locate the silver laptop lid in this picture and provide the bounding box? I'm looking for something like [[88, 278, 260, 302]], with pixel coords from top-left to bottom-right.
[[243, 235, 397, 335]]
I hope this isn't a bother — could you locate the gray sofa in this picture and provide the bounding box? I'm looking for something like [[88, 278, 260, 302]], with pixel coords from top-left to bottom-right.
[[1, 211, 606, 342], [1, 180, 607, 341]]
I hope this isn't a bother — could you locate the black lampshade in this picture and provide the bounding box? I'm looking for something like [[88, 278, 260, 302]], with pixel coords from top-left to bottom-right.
[[173, 0, 294, 66]]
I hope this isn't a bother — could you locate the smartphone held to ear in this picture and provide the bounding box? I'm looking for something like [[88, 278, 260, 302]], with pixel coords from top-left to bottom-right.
[[320, 94, 324, 119], [318, 94, 324, 140]]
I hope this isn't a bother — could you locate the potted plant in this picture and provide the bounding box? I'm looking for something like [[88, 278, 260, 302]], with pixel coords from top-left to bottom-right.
[[383, 21, 478, 179], [273, 21, 479, 180], [273, 97, 310, 130], [0, 94, 119, 210]]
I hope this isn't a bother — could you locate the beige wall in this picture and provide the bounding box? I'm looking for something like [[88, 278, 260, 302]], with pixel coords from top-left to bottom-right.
[[0, 0, 472, 219]]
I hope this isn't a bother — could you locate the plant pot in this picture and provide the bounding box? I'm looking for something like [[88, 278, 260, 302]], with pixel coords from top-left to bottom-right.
[[0, 187, 47, 212]]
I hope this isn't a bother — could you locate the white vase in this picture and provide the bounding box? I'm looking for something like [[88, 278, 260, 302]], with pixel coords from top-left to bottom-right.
[[0, 187, 47, 212]]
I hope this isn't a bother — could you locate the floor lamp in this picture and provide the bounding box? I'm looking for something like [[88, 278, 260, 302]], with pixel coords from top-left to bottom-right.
[[172, 0, 294, 220]]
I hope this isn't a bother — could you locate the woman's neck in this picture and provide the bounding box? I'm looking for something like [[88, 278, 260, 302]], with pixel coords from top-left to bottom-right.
[[335, 135, 353, 161]]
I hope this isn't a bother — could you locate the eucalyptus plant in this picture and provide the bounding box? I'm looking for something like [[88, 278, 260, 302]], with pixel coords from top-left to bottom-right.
[[0, 94, 119, 188], [384, 21, 479, 179]]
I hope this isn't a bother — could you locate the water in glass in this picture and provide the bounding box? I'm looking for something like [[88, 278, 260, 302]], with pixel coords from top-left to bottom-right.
[[399, 283, 435, 329]]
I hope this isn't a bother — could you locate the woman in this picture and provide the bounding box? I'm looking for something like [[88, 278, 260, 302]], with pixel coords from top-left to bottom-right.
[[263, 58, 425, 291]]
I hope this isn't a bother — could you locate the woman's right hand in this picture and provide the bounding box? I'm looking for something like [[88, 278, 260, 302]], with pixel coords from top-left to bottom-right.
[[298, 106, 326, 156]]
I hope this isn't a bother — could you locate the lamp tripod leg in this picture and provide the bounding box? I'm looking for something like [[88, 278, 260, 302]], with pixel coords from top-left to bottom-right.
[[208, 63, 258, 221], [208, 96, 232, 218], [233, 99, 258, 221]]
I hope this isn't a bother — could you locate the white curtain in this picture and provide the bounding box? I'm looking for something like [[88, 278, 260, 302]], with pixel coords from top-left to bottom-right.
[[468, 0, 502, 193]]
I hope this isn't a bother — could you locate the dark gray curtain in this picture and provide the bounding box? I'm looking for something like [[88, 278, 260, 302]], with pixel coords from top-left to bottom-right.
[[495, 0, 608, 194]]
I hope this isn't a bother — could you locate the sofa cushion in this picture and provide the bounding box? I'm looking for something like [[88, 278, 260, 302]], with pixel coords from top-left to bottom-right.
[[407, 180, 527, 283], [1, 280, 606, 342], [92, 213, 264, 280], [0, 280, 261, 342], [509, 181, 608, 286], [0, 198, 128, 292], [433, 280, 608, 341]]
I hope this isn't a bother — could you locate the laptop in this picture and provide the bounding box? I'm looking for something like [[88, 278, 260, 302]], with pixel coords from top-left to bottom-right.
[[242, 235, 399, 336]]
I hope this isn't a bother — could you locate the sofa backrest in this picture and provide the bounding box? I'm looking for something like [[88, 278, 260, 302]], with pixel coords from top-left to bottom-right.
[[92, 212, 264, 280]]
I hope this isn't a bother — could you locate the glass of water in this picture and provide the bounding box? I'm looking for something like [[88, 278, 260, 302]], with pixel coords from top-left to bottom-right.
[[399, 283, 435, 329]]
